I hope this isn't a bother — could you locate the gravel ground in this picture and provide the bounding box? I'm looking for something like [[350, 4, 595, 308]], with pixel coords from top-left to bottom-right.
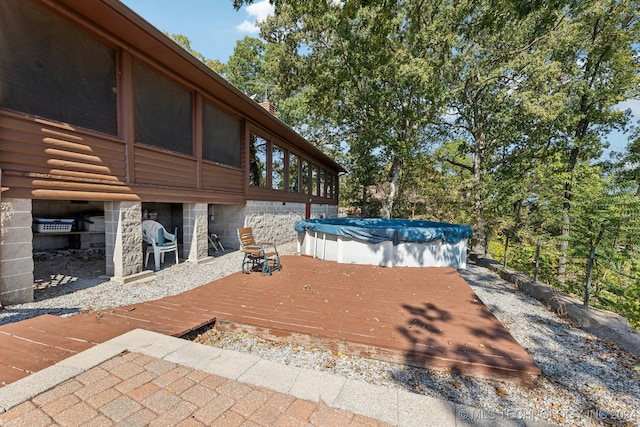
[[1, 245, 639, 426]]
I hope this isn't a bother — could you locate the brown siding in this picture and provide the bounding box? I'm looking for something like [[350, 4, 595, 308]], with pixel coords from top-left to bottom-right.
[[0, 114, 127, 183], [201, 162, 244, 194], [133, 145, 197, 188]]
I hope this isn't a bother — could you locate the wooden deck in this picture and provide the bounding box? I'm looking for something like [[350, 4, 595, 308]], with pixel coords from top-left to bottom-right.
[[0, 256, 540, 387]]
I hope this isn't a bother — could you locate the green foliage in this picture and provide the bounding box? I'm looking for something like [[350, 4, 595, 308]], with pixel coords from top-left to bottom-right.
[[227, 0, 640, 328], [167, 33, 226, 74]]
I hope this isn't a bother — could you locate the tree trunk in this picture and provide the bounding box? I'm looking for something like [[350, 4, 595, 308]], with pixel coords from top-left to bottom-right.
[[470, 115, 487, 253], [504, 197, 525, 268], [558, 138, 582, 282], [360, 185, 368, 217], [381, 156, 403, 219]]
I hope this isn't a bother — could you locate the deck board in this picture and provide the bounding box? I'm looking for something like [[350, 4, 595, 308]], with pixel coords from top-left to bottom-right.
[[0, 255, 540, 387]]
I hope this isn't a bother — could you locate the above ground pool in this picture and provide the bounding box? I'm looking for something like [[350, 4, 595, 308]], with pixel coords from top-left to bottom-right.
[[295, 218, 473, 269]]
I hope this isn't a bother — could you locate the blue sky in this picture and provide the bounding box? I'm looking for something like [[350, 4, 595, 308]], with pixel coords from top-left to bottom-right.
[[120, 0, 636, 154], [120, 0, 274, 63]]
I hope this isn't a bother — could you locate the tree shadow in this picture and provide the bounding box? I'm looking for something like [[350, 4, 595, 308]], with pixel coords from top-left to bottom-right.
[[395, 298, 539, 382], [387, 260, 640, 426]]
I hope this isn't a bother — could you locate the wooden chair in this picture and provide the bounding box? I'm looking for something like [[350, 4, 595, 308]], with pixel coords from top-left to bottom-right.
[[142, 220, 179, 272], [237, 227, 281, 275]]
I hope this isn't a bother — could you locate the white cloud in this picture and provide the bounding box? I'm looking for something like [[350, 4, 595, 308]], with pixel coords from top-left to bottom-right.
[[235, 0, 275, 33], [236, 20, 260, 33], [246, 0, 275, 21]]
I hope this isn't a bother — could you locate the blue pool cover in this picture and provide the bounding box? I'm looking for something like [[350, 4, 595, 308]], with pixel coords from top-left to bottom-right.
[[294, 218, 473, 245]]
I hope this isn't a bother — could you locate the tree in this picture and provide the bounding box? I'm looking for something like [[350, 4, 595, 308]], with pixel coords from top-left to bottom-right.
[[226, 36, 271, 100], [238, 1, 448, 218], [168, 33, 226, 74], [433, 0, 577, 253], [550, 0, 640, 281], [611, 126, 640, 197]]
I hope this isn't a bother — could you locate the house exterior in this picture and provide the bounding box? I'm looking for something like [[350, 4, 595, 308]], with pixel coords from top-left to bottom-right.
[[0, 0, 343, 304]]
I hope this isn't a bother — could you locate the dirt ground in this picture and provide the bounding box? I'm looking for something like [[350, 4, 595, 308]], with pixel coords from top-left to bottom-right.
[[32, 249, 106, 290]]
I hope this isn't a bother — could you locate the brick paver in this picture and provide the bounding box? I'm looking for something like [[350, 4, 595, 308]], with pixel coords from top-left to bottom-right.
[[0, 352, 393, 426]]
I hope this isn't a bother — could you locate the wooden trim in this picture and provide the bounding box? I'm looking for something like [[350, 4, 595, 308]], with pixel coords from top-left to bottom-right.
[[120, 50, 135, 183], [201, 159, 242, 173], [133, 142, 196, 162], [284, 149, 291, 194], [194, 92, 203, 190], [266, 140, 273, 190], [243, 121, 250, 197], [247, 186, 338, 205]]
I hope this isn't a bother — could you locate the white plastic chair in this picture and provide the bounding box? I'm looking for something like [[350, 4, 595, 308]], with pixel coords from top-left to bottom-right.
[[142, 220, 179, 271]]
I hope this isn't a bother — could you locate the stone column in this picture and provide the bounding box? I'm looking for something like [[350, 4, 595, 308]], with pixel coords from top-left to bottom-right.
[[183, 203, 209, 263], [0, 198, 34, 305], [105, 201, 150, 283]]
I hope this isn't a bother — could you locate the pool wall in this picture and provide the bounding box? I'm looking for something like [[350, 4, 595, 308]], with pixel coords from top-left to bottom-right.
[[295, 219, 472, 269]]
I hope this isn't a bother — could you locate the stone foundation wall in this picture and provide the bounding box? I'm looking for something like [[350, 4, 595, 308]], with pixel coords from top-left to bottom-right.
[[0, 198, 34, 305], [105, 201, 143, 279], [244, 201, 306, 245], [211, 202, 338, 249], [211, 204, 246, 250]]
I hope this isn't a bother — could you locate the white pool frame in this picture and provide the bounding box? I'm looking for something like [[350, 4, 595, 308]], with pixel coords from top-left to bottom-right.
[[296, 230, 467, 269]]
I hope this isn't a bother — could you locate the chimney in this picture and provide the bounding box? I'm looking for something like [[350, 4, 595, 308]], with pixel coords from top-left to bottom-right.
[[258, 100, 276, 116]]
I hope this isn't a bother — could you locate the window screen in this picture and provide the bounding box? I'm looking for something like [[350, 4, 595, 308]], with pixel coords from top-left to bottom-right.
[[272, 145, 285, 190], [203, 100, 241, 167], [302, 161, 310, 195], [0, 0, 117, 135], [249, 134, 267, 187], [289, 153, 300, 193], [134, 60, 193, 155], [312, 165, 319, 196], [319, 169, 326, 198], [329, 174, 337, 199]]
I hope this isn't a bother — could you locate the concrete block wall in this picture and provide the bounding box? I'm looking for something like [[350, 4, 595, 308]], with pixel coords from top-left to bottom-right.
[[309, 204, 338, 220], [212, 202, 339, 249], [183, 203, 208, 262], [210, 204, 246, 250], [0, 198, 34, 304], [141, 202, 180, 231], [244, 201, 306, 245]]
